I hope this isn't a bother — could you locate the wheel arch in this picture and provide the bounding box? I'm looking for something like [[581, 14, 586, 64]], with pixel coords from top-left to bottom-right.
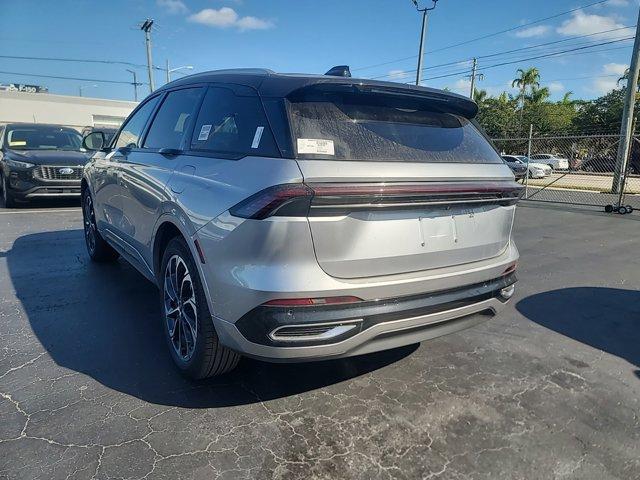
[[152, 214, 217, 323]]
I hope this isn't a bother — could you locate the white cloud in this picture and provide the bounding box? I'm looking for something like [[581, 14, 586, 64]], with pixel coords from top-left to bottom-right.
[[388, 70, 409, 80], [157, 0, 188, 14], [188, 7, 273, 31], [590, 63, 628, 94], [607, 0, 629, 6], [448, 78, 471, 96], [514, 25, 551, 38], [236, 16, 273, 31], [557, 11, 632, 40], [548, 81, 565, 93], [604, 62, 629, 76]]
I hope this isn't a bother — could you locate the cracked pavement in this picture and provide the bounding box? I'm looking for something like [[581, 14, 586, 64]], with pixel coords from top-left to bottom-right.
[[0, 202, 639, 479]]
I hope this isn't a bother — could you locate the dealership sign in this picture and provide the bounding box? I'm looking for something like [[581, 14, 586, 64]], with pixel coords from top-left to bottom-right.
[[0, 83, 48, 93]]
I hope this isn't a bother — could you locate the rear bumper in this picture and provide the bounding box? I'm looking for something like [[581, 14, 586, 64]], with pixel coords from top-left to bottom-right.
[[214, 273, 516, 362]]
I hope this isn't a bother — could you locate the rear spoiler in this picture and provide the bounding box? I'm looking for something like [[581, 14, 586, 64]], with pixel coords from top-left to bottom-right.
[[282, 82, 479, 119]]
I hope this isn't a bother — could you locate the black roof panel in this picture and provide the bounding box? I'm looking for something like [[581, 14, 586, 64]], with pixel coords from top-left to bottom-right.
[[156, 68, 478, 118]]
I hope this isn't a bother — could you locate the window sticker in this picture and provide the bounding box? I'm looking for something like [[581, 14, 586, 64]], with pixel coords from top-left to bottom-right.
[[9, 141, 26, 147], [297, 138, 335, 155], [197, 124, 212, 141], [251, 126, 264, 149]]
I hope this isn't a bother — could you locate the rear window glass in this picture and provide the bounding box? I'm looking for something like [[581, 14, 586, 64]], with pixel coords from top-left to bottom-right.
[[287, 95, 502, 163], [190, 87, 279, 158]]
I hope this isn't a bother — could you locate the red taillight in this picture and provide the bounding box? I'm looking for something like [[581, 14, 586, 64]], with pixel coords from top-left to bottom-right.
[[262, 296, 363, 307], [229, 181, 523, 220], [229, 184, 313, 220]]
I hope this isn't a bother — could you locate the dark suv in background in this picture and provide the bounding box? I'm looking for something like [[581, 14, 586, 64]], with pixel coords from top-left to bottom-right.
[[0, 123, 90, 207]]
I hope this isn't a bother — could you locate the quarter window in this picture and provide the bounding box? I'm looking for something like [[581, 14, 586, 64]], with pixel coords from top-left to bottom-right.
[[144, 88, 203, 150], [190, 87, 279, 157], [114, 96, 160, 149]]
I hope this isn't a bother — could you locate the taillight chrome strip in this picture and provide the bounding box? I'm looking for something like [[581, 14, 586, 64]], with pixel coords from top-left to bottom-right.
[[310, 197, 520, 210], [229, 181, 523, 220]]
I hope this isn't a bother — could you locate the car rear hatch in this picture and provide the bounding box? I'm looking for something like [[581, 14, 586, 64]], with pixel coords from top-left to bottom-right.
[[276, 83, 521, 279]]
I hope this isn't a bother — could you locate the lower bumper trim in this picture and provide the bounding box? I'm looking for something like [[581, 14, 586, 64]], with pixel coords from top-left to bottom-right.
[[215, 295, 508, 362]]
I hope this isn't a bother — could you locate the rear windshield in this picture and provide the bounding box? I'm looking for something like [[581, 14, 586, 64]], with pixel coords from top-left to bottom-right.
[[287, 94, 502, 163], [6, 126, 83, 151]]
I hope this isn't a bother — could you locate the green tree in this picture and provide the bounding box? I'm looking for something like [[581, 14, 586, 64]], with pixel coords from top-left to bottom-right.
[[473, 88, 488, 105], [526, 86, 550, 104], [511, 68, 541, 104]]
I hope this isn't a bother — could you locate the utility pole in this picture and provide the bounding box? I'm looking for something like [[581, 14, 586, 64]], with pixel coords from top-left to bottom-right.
[[166, 59, 170, 84], [469, 58, 477, 99], [612, 7, 640, 194], [411, 0, 438, 86], [468, 58, 484, 100], [140, 19, 155, 93], [126, 69, 138, 101]]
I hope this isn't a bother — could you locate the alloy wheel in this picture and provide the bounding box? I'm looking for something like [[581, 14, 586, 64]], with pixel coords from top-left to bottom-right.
[[83, 194, 97, 254], [164, 255, 198, 362]]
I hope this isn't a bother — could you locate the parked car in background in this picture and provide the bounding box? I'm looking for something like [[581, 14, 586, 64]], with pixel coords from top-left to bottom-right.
[[0, 123, 90, 207], [529, 153, 569, 170], [81, 68, 522, 379], [82, 126, 118, 146], [511, 156, 552, 179], [580, 155, 640, 175], [501, 155, 527, 181]]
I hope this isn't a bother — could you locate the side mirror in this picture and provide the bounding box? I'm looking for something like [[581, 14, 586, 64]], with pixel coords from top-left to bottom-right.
[[83, 131, 106, 151]]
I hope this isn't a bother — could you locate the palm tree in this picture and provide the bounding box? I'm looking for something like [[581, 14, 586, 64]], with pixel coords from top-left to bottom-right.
[[511, 68, 540, 127], [526, 86, 550, 104], [473, 88, 487, 105], [560, 91, 574, 105]]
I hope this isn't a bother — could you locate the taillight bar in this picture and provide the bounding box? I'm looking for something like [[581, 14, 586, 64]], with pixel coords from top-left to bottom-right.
[[229, 181, 524, 220]]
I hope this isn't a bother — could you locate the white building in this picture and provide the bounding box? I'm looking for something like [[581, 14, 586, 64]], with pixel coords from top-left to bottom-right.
[[0, 90, 137, 131]]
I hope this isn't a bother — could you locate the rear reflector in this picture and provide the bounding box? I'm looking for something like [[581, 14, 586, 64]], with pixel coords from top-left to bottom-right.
[[230, 181, 524, 219], [262, 296, 363, 307], [503, 262, 517, 275]]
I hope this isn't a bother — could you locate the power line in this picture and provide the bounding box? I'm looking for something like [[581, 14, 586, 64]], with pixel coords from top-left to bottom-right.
[[354, 0, 613, 73], [0, 54, 167, 72], [0, 70, 146, 85], [414, 38, 633, 83], [371, 26, 634, 80]]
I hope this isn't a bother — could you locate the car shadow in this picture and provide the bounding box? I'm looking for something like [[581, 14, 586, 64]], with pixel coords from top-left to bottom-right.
[[516, 288, 640, 376], [6, 230, 416, 408]]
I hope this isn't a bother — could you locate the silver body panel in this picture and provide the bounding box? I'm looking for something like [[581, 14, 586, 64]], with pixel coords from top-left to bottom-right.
[[83, 74, 520, 362]]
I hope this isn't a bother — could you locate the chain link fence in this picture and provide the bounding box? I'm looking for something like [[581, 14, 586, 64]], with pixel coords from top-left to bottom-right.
[[493, 133, 640, 213]]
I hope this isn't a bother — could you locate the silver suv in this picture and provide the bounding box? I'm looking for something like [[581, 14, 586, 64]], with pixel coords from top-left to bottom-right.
[[81, 68, 521, 379]]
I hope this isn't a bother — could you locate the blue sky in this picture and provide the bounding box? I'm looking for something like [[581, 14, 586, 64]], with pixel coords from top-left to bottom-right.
[[1, 0, 638, 101]]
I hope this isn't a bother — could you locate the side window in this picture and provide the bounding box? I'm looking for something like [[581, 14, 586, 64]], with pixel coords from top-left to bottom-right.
[[143, 88, 203, 150], [190, 87, 279, 157], [114, 96, 160, 149]]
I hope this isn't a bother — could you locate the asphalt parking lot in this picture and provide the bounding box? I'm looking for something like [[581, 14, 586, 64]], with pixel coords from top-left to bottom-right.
[[0, 200, 639, 480]]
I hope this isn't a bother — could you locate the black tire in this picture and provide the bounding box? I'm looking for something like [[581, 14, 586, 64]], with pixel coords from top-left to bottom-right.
[[160, 236, 240, 379], [82, 189, 119, 262], [605, 204, 614, 213], [1, 174, 17, 208]]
